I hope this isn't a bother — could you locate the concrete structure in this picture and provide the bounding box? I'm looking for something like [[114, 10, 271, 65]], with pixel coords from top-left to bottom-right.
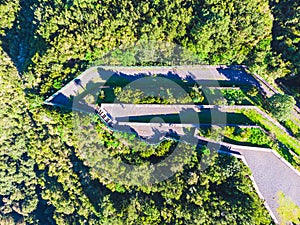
[[44, 66, 300, 224]]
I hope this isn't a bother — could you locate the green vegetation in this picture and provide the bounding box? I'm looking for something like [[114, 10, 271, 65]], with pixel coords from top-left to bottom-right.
[[220, 89, 251, 105], [270, 0, 300, 80], [0, 0, 281, 97], [74, 118, 272, 224], [0, 0, 299, 223], [242, 109, 300, 168], [0, 49, 273, 224], [207, 88, 252, 106], [0, 45, 38, 223], [96, 75, 254, 106], [265, 0, 300, 99], [113, 84, 204, 104], [224, 127, 274, 148], [268, 94, 296, 122], [113, 86, 250, 105], [277, 191, 300, 225], [199, 127, 276, 149], [284, 119, 300, 139], [99, 79, 252, 106], [0, 65, 274, 224]]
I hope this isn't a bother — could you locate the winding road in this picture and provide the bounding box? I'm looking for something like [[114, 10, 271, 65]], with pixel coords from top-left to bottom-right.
[[45, 65, 300, 224]]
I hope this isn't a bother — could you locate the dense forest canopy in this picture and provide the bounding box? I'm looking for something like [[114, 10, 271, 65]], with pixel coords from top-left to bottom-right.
[[0, 0, 299, 224], [0, 0, 281, 95], [271, 0, 300, 76], [270, 0, 300, 96]]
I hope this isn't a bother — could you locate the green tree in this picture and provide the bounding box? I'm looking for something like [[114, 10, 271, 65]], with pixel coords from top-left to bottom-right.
[[268, 94, 296, 121]]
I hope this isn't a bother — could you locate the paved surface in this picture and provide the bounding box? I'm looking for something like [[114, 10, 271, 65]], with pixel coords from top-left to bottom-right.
[[111, 119, 300, 217], [252, 72, 300, 125], [45, 64, 298, 138], [45, 65, 259, 105], [115, 123, 188, 143], [107, 66, 229, 81], [235, 148, 300, 222], [107, 107, 300, 224], [103, 103, 299, 141], [102, 103, 256, 117], [113, 121, 300, 223], [114, 65, 258, 85], [251, 72, 277, 97], [45, 66, 300, 224]]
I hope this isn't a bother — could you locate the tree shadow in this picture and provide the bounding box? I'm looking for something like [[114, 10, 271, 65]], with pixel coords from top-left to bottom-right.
[[270, 0, 300, 78], [116, 110, 253, 125], [68, 144, 136, 214], [47, 66, 262, 110], [0, 0, 49, 74], [216, 67, 261, 87], [210, 155, 257, 209], [0, 0, 91, 99]]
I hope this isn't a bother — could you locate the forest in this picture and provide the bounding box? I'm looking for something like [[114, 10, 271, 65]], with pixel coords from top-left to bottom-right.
[[0, 0, 299, 224]]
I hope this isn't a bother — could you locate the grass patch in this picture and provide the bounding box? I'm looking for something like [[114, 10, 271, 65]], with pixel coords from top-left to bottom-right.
[[224, 127, 275, 148], [198, 126, 275, 148], [242, 109, 300, 156], [284, 119, 300, 137]]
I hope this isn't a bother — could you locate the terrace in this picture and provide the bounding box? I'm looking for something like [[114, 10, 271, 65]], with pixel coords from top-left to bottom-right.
[[44, 65, 300, 224]]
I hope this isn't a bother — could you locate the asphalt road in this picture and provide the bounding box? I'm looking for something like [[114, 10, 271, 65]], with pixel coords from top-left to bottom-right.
[[236, 148, 300, 222]]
